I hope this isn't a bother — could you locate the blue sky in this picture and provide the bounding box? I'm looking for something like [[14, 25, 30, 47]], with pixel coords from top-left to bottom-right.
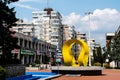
[[10, 0, 120, 47]]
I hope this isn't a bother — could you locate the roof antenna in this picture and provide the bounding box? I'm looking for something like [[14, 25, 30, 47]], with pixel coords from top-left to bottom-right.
[[47, 0, 49, 8]]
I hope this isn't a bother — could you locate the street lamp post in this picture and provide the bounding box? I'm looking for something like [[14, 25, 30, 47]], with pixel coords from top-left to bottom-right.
[[85, 12, 93, 66]]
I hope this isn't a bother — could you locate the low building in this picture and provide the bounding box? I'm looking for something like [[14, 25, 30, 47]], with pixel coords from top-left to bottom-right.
[[13, 32, 57, 65]]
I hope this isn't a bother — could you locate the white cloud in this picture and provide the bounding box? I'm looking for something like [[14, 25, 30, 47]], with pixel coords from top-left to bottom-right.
[[92, 8, 120, 31], [63, 8, 120, 46], [63, 12, 81, 26], [12, 3, 39, 10]]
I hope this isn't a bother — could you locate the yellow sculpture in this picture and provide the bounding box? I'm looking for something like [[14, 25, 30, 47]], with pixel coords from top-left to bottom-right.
[[62, 39, 89, 66]]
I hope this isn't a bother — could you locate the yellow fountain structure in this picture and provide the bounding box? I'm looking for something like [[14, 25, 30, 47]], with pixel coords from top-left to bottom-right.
[[62, 39, 89, 67], [52, 39, 103, 75]]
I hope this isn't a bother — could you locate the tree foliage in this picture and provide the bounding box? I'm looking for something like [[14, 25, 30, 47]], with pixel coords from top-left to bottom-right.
[[110, 33, 120, 61], [93, 46, 103, 66], [0, 0, 19, 64]]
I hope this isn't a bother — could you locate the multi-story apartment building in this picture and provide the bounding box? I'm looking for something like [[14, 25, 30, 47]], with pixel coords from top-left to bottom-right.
[[75, 32, 87, 52], [55, 25, 76, 63], [32, 8, 62, 50], [105, 33, 115, 64], [12, 20, 35, 36], [62, 25, 76, 44], [106, 26, 120, 54], [76, 32, 86, 41], [106, 33, 115, 45], [12, 20, 57, 65], [105, 27, 120, 68]]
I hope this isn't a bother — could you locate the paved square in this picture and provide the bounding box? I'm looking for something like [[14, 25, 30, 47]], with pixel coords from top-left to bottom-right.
[[26, 68, 120, 80]]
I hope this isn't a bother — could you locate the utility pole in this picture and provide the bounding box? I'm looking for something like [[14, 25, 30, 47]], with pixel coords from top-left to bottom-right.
[[85, 12, 93, 66]]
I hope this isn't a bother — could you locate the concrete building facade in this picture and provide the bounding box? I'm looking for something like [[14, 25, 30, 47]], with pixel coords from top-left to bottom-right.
[[32, 8, 62, 50], [75, 32, 87, 53], [12, 20, 34, 36], [12, 32, 57, 65], [62, 25, 76, 44]]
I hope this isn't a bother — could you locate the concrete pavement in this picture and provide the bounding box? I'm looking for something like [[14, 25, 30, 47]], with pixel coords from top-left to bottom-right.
[[26, 67, 120, 80]]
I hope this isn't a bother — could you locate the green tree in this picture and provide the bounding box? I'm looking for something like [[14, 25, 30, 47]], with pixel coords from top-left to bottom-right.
[[0, 0, 19, 64], [102, 46, 107, 63], [93, 46, 103, 66], [110, 33, 120, 61]]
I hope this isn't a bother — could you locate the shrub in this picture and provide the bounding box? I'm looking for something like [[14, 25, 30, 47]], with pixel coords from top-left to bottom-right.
[[104, 63, 110, 68], [0, 66, 6, 80], [35, 64, 39, 67], [93, 62, 101, 66]]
